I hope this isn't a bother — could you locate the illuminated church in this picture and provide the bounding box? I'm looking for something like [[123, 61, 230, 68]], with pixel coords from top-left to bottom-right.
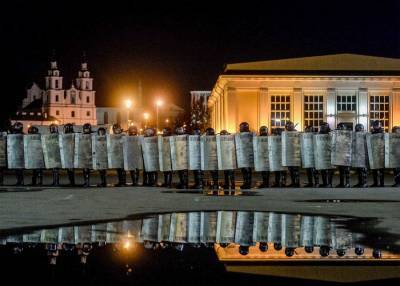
[[208, 54, 400, 133]]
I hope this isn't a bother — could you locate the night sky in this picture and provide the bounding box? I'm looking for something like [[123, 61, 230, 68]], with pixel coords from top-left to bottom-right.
[[2, 1, 400, 126]]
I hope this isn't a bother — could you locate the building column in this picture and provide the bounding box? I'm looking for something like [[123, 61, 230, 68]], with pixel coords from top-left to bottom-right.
[[292, 88, 303, 131], [258, 88, 269, 131], [357, 88, 369, 130], [392, 88, 400, 128], [226, 87, 237, 133], [326, 88, 336, 130]]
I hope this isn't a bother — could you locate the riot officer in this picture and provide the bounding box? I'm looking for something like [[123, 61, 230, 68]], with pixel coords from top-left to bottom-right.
[[353, 124, 368, 187], [318, 122, 333, 187], [285, 121, 300, 187], [238, 122, 253, 189], [97, 127, 107, 187], [49, 124, 60, 186], [174, 126, 189, 189], [11, 122, 24, 186], [303, 125, 319, 187], [113, 123, 127, 186], [271, 128, 286, 187], [82, 123, 92, 187], [127, 125, 140, 186], [370, 120, 385, 187], [335, 123, 351, 188], [391, 126, 400, 187], [64, 123, 76, 186], [205, 127, 219, 190], [27, 126, 43, 186], [220, 129, 235, 192], [257, 126, 269, 188], [161, 127, 173, 187], [191, 127, 203, 189], [143, 127, 158, 186]]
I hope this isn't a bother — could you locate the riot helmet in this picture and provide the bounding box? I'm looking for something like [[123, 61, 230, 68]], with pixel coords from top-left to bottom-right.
[[304, 246, 314, 253], [372, 248, 382, 259], [273, 242, 282, 251], [12, 122, 24, 134], [319, 246, 330, 257], [259, 242, 268, 252], [97, 127, 106, 136], [220, 129, 230, 135], [219, 243, 229, 248], [355, 247, 364, 256], [63, 123, 74, 134], [205, 127, 215, 136], [272, 128, 283, 136], [355, 123, 365, 132], [49, 124, 59, 134], [336, 122, 347, 130], [319, 122, 331, 134], [162, 127, 172, 136], [192, 128, 201, 136], [285, 247, 295, 257], [144, 128, 156, 137], [239, 245, 249, 256], [392, 126, 400, 134], [336, 249, 346, 257], [175, 126, 186, 135], [112, 123, 123, 134], [128, 125, 138, 136], [83, 123, 92, 134], [371, 120, 383, 134], [239, 122, 250, 132], [304, 125, 313, 133], [285, 121, 296, 131], [27, 126, 39, 134], [259, 126, 268, 136]]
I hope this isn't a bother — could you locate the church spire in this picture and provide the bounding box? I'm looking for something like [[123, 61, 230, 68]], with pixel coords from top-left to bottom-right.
[[49, 49, 58, 70]]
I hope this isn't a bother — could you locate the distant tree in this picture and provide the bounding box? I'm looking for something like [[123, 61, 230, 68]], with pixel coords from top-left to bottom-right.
[[190, 98, 209, 133]]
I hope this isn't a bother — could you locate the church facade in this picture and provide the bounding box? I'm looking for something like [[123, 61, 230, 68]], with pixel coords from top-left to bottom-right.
[[208, 54, 400, 133], [12, 58, 97, 131]]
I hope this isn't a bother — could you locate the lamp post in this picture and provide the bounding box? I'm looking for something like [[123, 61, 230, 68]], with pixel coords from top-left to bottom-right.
[[156, 99, 163, 133], [125, 99, 132, 129]]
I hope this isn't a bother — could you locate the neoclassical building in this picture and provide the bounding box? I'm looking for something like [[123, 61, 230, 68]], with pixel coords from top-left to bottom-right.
[[208, 54, 400, 133]]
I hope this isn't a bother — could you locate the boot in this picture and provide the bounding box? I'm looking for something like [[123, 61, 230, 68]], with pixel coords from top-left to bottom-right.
[[344, 167, 350, 188], [353, 168, 363, 187], [258, 171, 269, 188], [135, 169, 140, 185], [130, 170, 137, 186], [31, 170, 37, 186], [83, 169, 90, 187], [223, 171, 230, 189], [272, 171, 281, 187], [15, 170, 24, 186], [162, 172, 169, 187], [304, 168, 314, 187], [336, 168, 345, 188], [67, 169, 75, 186], [230, 171, 236, 190], [99, 170, 107, 187], [142, 172, 149, 186], [0, 169, 3, 186], [240, 168, 251, 189], [177, 171, 185, 189], [379, 169, 385, 187], [248, 169, 252, 188], [116, 169, 126, 187], [313, 169, 319, 187], [370, 170, 379, 187], [191, 171, 202, 189], [392, 168, 400, 187], [319, 170, 327, 187], [288, 167, 300, 187], [52, 169, 60, 186], [37, 170, 43, 186], [327, 170, 333, 187], [361, 168, 368, 188], [211, 171, 219, 190]]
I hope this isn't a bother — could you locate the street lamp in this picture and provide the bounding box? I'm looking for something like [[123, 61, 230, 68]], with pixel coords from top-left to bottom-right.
[[155, 99, 163, 132], [143, 112, 149, 129], [124, 99, 133, 129]]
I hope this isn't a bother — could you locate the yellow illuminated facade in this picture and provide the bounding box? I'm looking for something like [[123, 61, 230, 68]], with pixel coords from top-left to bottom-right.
[[209, 54, 400, 133]]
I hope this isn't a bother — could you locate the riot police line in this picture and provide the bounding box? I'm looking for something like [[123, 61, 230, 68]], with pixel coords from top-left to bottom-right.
[[0, 119, 399, 189], [1, 211, 384, 261]]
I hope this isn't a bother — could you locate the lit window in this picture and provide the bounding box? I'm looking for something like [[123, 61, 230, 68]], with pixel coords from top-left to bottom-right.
[[337, 95, 356, 112], [370, 95, 390, 132], [270, 95, 291, 129], [71, 111, 75, 117], [304, 95, 324, 128], [86, 111, 90, 116]]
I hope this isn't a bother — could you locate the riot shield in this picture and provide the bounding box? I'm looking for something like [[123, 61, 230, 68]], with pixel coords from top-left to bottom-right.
[[92, 134, 108, 170], [74, 225, 92, 244], [313, 134, 333, 170], [187, 212, 201, 244], [385, 133, 400, 168], [158, 214, 171, 242], [200, 135, 218, 171], [188, 135, 201, 170], [42, 134, 62, 169], [106, 222, 123, 243], [331, 224, 353, 252], [7, 134, 24, 169], [123, 136, 143, 171], [91, 223, 107, 243], [0, 133, 7, 168], [158, 136, 172, 172], [22, 230, 41, 243], [40, 228, 59, 244], [169, 135, 188, 171], [252, 212, 269, 243], [234, 211, 255, 246], [74, 134, 92, 169], [314, 216, 332, 247], [200, 211, 217, 244], [216, 134, 237, 170], [331, 130, 353, 166], [366, 133, 385, 169], [122, 220, 142, 243], [216, 211, 236, 244], [281, 214, 301, 248], [58, 227, 75, 244], [59, 134, 75, 169], [169, 213, 187, 243], [267, 212, 282, 244], [300, 133, 315, 168], [352, 132, 368, 168], [253, 136, 269, 172], [141, 136, 159, 172], [107, 134, 124, 169], [282, 131, 301, 167], [300, 216, 314, 247], [23, 134, 45, 169], [235, 132, 254, 168], [141, 216, 159, 242], [268, 136, 286, 171]]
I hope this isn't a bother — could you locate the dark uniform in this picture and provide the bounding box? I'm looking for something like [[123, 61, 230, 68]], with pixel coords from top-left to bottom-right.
[[127, 125, 140, 186], [11, 122, 24, 186], [220, 129, 236, 191], [64, 123, 75, 186], [49, 124, 60, 186], [391, 126, 400, 187], [27, 126, 43, 186], [191, 128, 203, 189], [370, 120, 384, 187], [271, 128, 286, 187], [257, 126, 269, 188], [161, 127, 173, 188], [97, 127, 107, 187], [318, 122, 333, 187], [205, 127, 219, 190], [303, 125, 319, 187], [238, 122, 252, 189], [353, 123, 368, 187], [112, 123, 127, 187], [335, 123, 351, 188], [284, 121, 300, 187]]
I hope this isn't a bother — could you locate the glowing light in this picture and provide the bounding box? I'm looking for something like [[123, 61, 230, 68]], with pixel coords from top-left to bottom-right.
[[156, 99, 163, 107], [157, 131, 162, 135], [165, 118, 169, 123], [125, 99, 132, 109], [123, 241, 131, 250], [143, 112, 150, 120]]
